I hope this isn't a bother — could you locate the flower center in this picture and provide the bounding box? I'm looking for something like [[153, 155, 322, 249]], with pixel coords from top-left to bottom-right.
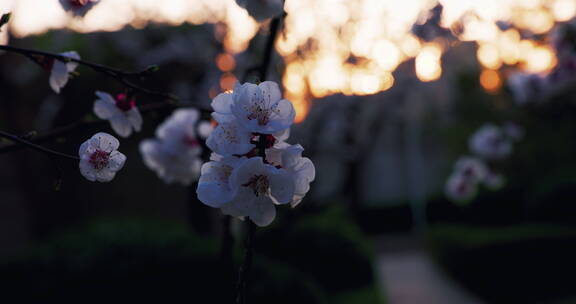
[[70, 0, 88, 7], [247, 105, 271, 126], [89, 149, 110, 170], [115, 93, 136, 112], [242, 174, 269, 197]]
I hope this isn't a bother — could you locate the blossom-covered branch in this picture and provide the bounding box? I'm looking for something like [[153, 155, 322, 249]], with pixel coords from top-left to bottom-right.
[[0, 101, 209, 155], [0, 44, 178, 101]]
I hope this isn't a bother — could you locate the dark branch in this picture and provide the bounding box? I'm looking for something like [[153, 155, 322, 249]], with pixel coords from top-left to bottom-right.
[[0, 44, 179, 101], [257, 15, 283, 82], [0, 130, 79, 161], [233, 11, 285, 304]]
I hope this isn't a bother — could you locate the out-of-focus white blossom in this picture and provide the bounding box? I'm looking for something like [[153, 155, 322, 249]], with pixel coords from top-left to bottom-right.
[[140, 139, 203, 185], [79, 132, 126, 182], [507, 72, 546, 105], [469, 123, 512, 160], [446, 121, 524, 203], [140, 109, 204, 185], [197, 121, 214, 139], [59, 0, 99, 16], [49, 51, 80, 93], [93, 91, 142, 138], [235, 0, 284, 22], [445, 172, 478, 204], [454, 156, 488, 182]]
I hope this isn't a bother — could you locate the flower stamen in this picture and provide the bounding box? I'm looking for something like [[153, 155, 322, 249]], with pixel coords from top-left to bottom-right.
[[89, 149, 110, 170], [242, 174, 269, 197]]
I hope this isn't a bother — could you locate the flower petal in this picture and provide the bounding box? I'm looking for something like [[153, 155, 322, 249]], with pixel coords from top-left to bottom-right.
[[197, 161, 236, 208], [248, 196, 276, 227], [156, 109, 198, 140], [266, 99, 295, 133], [79, 159, 97, 181], [79, 137, 98, 157], [197, 121, 213, 139], [258, 81, 282, 104], [93, 132, 119, 152], [110, 115, 133, 138], [95, 169, 116, 182], [206, 120, 254, 156], [61, 51, 80, 71], [268, 168, 295, 205], [220, 187, 257, 217], [107, 151, 126, 172], [93, 98, 117, 120], [95, 91, 115, 105], [140, 139, 202, 185], [229, 157, 267, 189], [127, 108, 143, 132], [49, 60, 69, 93], [211, 92, 234, 114]]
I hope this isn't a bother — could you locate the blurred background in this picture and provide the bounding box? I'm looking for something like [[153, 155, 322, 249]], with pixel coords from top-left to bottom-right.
[[1, 0, 576, 303]]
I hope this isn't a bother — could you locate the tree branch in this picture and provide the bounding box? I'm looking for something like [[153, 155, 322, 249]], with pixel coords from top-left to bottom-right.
[[0, 101, 210, 154], [0, 44, 179, 101], [233, 11, 285, 303], [0, 130, 79, 161], [235, 220, 256, 304]]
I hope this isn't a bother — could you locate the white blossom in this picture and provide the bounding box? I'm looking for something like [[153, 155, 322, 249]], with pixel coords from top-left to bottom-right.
[[140, 108, 204, 185], [155, 109, 202, 152], [59, 0, 99, 16], [453, 156, 488, 182], [469, 123, 512, 160], [507, 72, 547, 105], [93, 91, 142, 138], [140, 139, 202, 185], [198, 80, 313, 226], [220, 157, 294, 227], [235, 0, 284, 22], [230, 81, 295, 134], [79, 132, 126, 182], [206, 118, 254, 156], [49, 51, 80, 93]]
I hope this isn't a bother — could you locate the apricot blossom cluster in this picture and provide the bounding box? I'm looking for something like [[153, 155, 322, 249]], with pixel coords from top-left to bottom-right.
[[197, 81, 315, 226]]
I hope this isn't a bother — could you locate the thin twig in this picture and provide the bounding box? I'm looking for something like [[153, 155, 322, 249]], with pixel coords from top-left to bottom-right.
[[0, 130, 79, 161], [257, 15, 283, 82], [0, 44, 179, 101], [0, 101, 197, 154]]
